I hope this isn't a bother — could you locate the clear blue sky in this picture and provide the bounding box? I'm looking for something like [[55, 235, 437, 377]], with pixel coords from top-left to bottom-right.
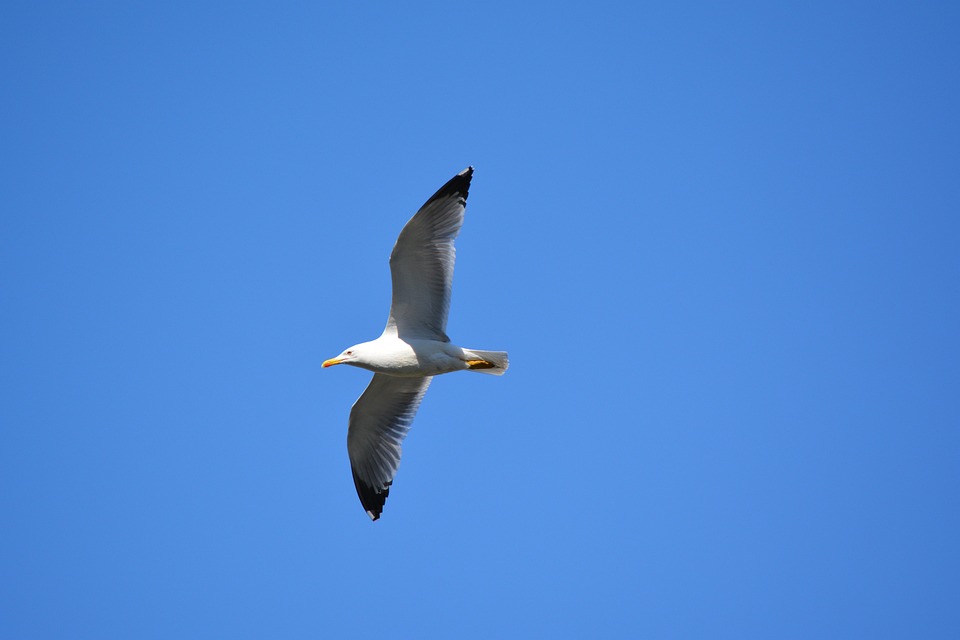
[[2, 2, 959, 638]]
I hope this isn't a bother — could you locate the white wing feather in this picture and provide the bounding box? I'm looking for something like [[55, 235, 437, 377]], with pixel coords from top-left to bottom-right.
[[382, 166, 473, 342], [346, 374, 432, 520]]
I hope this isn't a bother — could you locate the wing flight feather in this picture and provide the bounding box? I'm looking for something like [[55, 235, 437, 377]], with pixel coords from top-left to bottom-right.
[[383, 167, 473, 341], [346, 374, 432, 520]]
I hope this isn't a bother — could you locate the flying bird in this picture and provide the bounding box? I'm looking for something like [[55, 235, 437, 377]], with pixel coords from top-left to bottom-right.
[[323, 166, 508, 521]]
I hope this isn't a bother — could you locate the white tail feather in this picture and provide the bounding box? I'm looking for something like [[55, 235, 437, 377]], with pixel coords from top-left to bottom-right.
[[463, 349, 509, 375]]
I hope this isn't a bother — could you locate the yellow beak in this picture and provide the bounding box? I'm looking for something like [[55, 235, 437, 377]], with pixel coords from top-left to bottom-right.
[[322, 357, 343, 368]]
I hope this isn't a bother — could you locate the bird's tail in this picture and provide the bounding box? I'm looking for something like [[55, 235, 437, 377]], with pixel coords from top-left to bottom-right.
[[463, 349, 509, 375]]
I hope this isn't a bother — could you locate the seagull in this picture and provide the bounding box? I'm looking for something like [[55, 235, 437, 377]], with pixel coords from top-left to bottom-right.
[[322, 166, 508, 521]]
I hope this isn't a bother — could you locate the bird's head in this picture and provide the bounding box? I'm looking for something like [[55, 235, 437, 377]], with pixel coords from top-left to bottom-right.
[[322, 344, 363, 369]]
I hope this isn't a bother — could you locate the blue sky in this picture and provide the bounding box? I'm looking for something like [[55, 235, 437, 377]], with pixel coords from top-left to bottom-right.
[[2, 2, 959, 638]]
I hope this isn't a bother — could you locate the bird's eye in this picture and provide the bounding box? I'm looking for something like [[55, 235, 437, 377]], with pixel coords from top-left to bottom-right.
[[346, 350, 353, 356]]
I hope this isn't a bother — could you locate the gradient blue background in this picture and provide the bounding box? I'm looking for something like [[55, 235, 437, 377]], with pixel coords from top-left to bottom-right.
[[3, 2, 959, 638]]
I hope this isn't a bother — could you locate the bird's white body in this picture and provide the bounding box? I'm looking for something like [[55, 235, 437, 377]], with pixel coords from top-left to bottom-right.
[[331, 337, 508, 377]]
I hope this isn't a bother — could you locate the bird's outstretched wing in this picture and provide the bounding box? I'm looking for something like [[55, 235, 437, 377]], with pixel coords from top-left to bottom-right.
[[347, 373, 432, 520], [382, 166, 473, 342]]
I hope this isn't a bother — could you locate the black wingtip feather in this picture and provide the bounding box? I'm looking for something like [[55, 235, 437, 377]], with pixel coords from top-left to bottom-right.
[[423, 166, 473, 207], [352, 468, 389, 521]]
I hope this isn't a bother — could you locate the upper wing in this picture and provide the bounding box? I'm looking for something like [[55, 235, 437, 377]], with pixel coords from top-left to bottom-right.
[[346, 373, 432, 521], [383, 166, 473, 342]]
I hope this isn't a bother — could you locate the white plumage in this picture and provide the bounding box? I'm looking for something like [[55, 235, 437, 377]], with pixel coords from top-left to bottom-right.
[[322, 167, 508, 520]]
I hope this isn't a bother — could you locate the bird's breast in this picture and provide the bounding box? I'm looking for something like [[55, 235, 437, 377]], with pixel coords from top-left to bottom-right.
[[364, 338, 465, 377]]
